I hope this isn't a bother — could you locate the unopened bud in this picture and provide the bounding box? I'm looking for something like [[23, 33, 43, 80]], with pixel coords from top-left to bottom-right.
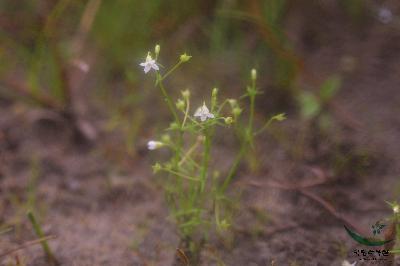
[[251, 68, 257, 81], [169, 122, 180, 130], [224, 117, 234, 124], [181, 89, 190, 99], [155, 44, 160, 56], [152, 163, 162, 173], [233, 107, 242, 116], [147, 140, 164, 150], [228, 99, 237, 108], [179, 53, 192, 63], [176, 99, 185, 110], [161, 134, 170, 143], [272, 113, 286, 121], [212, 88, 218, 97]]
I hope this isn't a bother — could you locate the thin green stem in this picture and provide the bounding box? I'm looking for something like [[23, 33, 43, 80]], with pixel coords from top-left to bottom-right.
[[179, 136, 202, 167], [254, 117, 275, 136], [160, 61, 183, 82], [156, 73, 179, 123], [181, 97, 190, 129], [220, 143, 246, 193], [221, 79, 257, 193], [217, 99, 229, 114], [27, 211, 57, 264], [200, 130, 212, 193], [162, 168, 200, 181]]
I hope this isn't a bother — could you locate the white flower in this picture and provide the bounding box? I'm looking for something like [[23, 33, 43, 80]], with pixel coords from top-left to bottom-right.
[[342, 260, 356, 266], [139, 53, 159, 74], [194, 102, 214, 122], [147, 140, 163, 150]]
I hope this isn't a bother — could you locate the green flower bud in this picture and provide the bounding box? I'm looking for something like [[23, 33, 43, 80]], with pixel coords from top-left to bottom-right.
[[224, 117, 234, 125], [228, 99, 237, 108], [212, 87, 218, 97], [176, 99, 185, 110], [179, 53, 192, 63], [169, 122, 180, 130], [181, 89, 190, 99], [161, 134, 170, 143], [233, 107, 242, 116], [155, 44, 160, 56], [251, 68, 257, 81], [272, 113, 286, 121], [152, 163, 162, 173]]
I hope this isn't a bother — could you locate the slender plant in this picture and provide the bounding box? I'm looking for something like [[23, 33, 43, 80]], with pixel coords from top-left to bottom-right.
[[27, 211, 57, 265], [140, 44, 285, 262]]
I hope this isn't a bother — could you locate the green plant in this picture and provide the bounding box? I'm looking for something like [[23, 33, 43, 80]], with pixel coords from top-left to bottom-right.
[[141, 44, 284, 262], [298, 75, 341, 122], [27, 211, 57, 265], [5, 157, 44, 236]]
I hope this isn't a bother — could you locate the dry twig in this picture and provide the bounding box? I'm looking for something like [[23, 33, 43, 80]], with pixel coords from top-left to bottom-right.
[[0, 235, 56, 258]]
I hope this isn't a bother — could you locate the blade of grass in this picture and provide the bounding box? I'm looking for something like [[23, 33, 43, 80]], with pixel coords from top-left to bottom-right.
[[27, 211, 58, 264]]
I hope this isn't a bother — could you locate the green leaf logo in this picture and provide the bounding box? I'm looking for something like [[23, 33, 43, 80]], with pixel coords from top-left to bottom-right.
[[344, 225, 394, 246]]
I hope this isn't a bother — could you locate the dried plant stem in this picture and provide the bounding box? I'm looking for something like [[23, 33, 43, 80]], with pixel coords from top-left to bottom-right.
[[0, 235, 56, 258]]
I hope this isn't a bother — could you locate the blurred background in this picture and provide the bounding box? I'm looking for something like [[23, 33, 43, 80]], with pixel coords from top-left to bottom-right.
[[1, 0, 400, 265]]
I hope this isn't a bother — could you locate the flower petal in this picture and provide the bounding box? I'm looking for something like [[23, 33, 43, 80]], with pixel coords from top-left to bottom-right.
[[144, 65, 151, 73], [194, 107, 202, 117]]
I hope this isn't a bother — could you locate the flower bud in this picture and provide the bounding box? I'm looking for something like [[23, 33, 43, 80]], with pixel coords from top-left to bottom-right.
[[212, 88, 218, 97], [176, 99, 185, 110], [152, 163, 162, 173], [233, 107, 242, 116], [224, 117, 234, 125], [251, 68, 257, 81], [179, 53, 192, 63], [228, 99, 237, 108], [147, 140, 164, 150], [169, 122, 180, 130], [181, 89, 190, 99], [155, 44, 160, 56], [272, 113, 286, 121], [161, 134, 170, 143]]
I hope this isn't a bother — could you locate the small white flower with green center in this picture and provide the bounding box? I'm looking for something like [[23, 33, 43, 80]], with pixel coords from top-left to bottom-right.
[[147, 140, 163, 150], [194, 102, 214, 121], [140, 53, 159, 73]]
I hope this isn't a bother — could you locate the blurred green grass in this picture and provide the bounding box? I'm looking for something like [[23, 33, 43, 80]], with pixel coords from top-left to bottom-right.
[[0, 0, 369, 151]]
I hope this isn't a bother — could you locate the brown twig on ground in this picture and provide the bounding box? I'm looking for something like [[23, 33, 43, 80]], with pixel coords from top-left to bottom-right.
[[0, 235, 57, 258], [245, 172, 367, 235]]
